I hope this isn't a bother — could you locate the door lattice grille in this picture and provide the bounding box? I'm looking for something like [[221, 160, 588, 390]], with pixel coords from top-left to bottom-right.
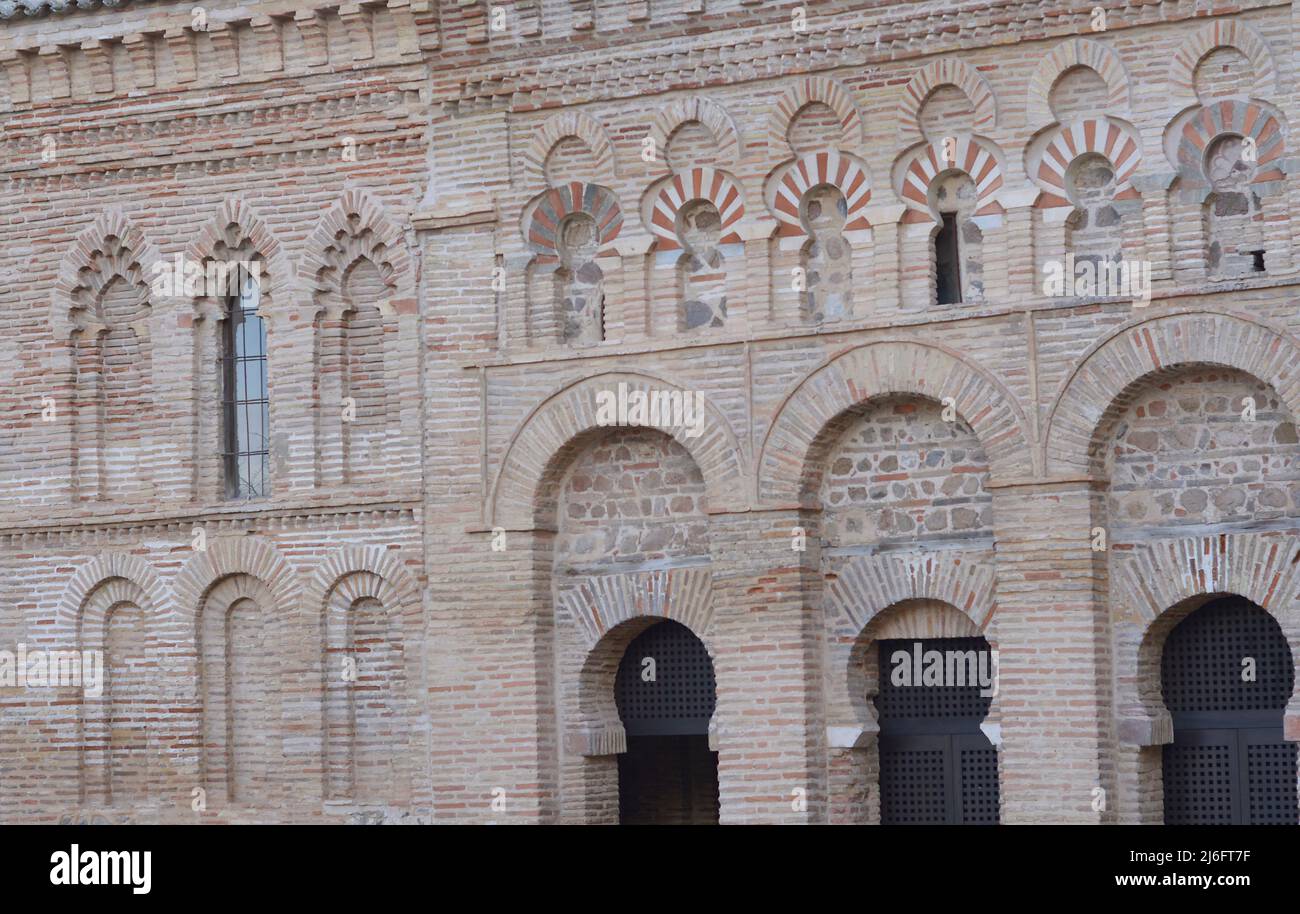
[[1247, 743, 1299, 825], [879, 746, 948, 825], [1163, 743, 1235, 826], [1162, 598, 1293, 718], [959, 746, 1001, 825], [876, 637, 1000, 825], [1161, 597, 1298, 825], [876, 638, 994, 722], [615, 620, 715, 737]]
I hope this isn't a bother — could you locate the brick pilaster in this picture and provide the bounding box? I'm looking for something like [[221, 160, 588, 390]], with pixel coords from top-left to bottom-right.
[[707, 509, 824, 824], [990, 479, 1114, 823]]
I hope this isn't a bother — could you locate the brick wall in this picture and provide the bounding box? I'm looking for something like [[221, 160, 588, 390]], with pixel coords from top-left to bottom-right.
[[3, 0, 1300, 824]]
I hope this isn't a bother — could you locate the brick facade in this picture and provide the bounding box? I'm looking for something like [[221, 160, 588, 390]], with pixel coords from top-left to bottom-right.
[[2, 0, 1300, 824]]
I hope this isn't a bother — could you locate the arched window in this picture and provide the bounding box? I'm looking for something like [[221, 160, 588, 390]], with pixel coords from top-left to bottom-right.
[[220, 271, 269, 499], [931, 172, 983, 305]]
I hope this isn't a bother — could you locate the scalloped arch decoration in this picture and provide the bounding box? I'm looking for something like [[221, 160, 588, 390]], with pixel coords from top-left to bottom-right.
[[521, 182, 623, 264], [52, 210, 162, 340], [299, 188, 416, 316], [184, 197, 295, 314], [897, 137, 1004, 215], [769, 150, 872, 238], [646, 168, 745, 251]]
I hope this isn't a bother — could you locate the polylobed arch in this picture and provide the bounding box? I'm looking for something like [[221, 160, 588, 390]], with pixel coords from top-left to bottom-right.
[[185, 198, 294, 323], [489, 371, 749, 530], [1044, 310, 1300, 477], [300, 187, 416, 318], [758, 340, 1033, 506], [52, 209, 163, 341]]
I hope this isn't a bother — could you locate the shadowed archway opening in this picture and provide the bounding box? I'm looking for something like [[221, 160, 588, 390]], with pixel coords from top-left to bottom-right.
[[1161, 595, 1298, 825], [876, 635, 999, 824], [614, 619, 718, 825]]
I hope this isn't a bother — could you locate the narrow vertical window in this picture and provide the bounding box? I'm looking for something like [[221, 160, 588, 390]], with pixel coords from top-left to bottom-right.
[[221, 270, 269, 499], [935, 212, 962, 305]]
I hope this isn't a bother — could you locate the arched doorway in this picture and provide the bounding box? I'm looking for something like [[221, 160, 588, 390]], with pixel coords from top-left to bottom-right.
[[1162, 596, 1298, 824], [614, 619, 719, 825], [875, 636, 1000, 824]]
